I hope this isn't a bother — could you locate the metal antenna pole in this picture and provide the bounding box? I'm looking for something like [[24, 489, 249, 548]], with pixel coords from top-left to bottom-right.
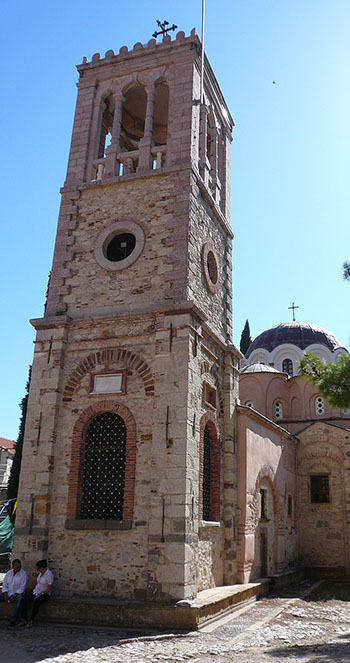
[[200, 0, 205, 104]]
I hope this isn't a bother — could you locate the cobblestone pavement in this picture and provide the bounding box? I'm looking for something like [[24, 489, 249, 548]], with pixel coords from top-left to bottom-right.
[[2, 582, 350, 662]]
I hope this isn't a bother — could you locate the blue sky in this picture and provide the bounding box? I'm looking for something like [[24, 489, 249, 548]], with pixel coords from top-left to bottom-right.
[[1, 1, 349, 439]]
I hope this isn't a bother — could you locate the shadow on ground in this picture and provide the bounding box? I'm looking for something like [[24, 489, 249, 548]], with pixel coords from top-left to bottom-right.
[[269, 639, 350, 662], [268, 579, 350, 603], [305, 581, 350, 603], [0, 621, 183, 663]]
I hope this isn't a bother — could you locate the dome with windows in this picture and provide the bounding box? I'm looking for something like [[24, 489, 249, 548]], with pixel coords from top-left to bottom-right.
[[246, 321, 343, 357], [240, 320, 348, 376]]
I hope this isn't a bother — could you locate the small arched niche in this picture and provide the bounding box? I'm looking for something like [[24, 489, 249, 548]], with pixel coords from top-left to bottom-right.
[[120, 84, 147, 152], [152, 80, 169, 146], [97, 94, 115, 158]]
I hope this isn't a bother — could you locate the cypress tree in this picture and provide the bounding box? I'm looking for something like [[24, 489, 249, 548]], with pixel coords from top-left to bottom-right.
[[44, 271, 51, 314], [7, 366, 32, 522], [240, 319, 252, 355]]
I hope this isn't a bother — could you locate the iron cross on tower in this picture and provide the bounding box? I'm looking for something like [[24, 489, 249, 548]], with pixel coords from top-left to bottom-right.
[[288, 302, 299, 321], [152, 20, 178, 39]]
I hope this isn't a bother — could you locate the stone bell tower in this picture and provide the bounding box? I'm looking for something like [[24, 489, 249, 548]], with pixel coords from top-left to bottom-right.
[[14, 28, 240, 602]]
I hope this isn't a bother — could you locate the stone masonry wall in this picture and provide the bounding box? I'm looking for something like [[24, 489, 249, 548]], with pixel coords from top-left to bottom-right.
[[297, 423, 349, 571], [60, 174, 189, 317], [188, 333, 227, 591], [15, 310, 203, 602], [188, 175, 232, 344]]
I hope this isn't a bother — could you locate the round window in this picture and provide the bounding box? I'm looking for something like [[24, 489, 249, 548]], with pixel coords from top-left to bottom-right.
[[207, 251, 218, 285], [94, 220, 145, 272], [105, 233, 136, 262], [202, 239, 220, 294]]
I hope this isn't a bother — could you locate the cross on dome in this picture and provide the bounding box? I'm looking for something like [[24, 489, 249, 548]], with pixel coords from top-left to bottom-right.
[[288, 301, 299, 321]]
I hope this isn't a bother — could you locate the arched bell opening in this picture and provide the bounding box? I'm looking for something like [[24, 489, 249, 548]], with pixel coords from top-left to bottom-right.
[[120, 84, 147, 152], [97, 94, 115, 159], [152, 80, 169, 146]]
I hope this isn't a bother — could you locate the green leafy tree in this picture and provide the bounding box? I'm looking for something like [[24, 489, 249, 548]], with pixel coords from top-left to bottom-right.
[[7, 366, 32, 522], [299, 352, 350, 409], [240, 319, 252, 355]]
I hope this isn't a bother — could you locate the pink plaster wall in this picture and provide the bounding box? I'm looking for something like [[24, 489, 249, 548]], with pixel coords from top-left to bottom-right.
[[240, 373, 349, 431], [237, 407, 297, 583]]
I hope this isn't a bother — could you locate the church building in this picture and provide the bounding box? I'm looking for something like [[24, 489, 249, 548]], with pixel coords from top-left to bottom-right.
[[238, 320, 350, 581], [13, 28, 350, 608]]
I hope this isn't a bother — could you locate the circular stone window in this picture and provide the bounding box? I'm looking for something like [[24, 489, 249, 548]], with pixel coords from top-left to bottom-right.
[[105, 233, 136, 262], [94, 220, 145, 271], [202, 239, 220, 294], [207, 250, 218, 285]]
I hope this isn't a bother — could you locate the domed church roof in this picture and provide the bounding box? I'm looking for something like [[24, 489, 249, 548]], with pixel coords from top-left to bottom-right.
[[246, 321, 343, 358], [240, 363, 281, 374]]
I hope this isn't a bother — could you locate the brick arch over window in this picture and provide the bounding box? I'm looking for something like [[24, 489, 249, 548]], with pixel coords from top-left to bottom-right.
[[63, 349, 154, 403], [200, 360, 224, 417], [67, 401, 137, 522], [199, 412, 220, 522]]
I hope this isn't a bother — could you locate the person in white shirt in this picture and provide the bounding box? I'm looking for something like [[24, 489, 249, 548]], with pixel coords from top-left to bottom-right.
[[0, 558, 27, 625], [19, 559, 53, 626]]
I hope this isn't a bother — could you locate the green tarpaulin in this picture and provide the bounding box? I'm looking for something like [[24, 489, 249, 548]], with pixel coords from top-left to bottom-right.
[[0, 515, 14, 552]]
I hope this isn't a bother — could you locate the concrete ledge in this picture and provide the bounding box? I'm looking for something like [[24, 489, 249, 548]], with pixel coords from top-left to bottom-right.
[[188, 580, 269, 628], [0, 581, 269, 631]]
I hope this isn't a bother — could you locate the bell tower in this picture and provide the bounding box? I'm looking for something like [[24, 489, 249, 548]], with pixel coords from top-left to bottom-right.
[[14, 29, 240, 602]]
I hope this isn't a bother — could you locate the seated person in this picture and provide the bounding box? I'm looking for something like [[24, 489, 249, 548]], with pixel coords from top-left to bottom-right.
[[0, 558, 27, 625], [19, 559, 53, 626]]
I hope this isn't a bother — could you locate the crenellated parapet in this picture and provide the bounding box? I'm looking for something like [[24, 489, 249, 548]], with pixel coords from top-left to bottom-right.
[[78, 28, 197, 68]]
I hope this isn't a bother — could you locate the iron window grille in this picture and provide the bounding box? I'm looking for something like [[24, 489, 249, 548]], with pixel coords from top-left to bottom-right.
[[80, 412, 126, 520], [203, 424, 211, 520]]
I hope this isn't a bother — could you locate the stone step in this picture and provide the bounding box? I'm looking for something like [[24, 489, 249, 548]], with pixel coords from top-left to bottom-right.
[[0, 581, 269, 630]]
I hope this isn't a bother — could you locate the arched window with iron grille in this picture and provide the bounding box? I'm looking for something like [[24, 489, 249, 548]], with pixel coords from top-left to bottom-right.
[[200, 416, 220, 523], [80, 412, 126, 520], [203, 424, 211, 520]]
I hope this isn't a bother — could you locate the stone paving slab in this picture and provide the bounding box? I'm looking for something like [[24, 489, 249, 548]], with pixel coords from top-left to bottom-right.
[[1, 582, 350, 662]]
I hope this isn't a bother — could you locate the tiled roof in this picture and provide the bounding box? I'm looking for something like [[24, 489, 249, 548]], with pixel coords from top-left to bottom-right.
[[240, 363, 281, 374], [0, 437, 16, 453]]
